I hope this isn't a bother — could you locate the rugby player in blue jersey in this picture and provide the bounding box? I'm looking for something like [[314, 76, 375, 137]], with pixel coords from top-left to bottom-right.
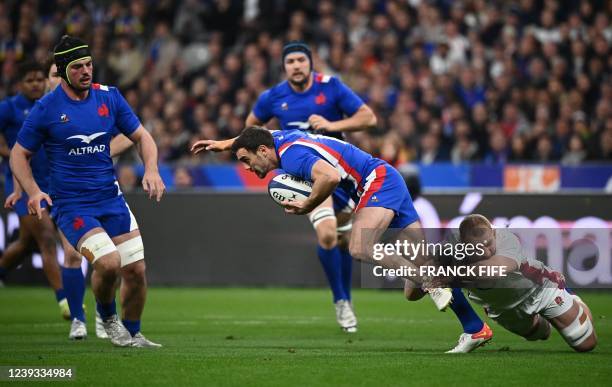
[[45, 58, 135, 340], [193, 41, 378, 332], [10, 36, 165, 347], [0, 61, 69, 318], [229, 126, 493, 352]]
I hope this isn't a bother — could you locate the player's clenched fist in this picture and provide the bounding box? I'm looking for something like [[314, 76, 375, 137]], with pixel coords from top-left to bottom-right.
[[308, 114, 333, 132], [142, 170, 165, 202]]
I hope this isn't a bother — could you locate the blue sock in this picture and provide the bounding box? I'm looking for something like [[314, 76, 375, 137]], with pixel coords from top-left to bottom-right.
[[449, 288, 484, 334], [54, 288, 67, 302], [62, 267, 86, 322], [122, 319, 141, 337], [339, 249, 353, 301], [96, 299, 117, 321], [0, 266, 7, 279], [317, 246, 347, 302]]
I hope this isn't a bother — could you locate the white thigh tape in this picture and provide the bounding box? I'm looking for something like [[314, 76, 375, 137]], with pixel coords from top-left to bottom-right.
[[80, 233, 117, 263], [117, 236, 145, 267], [560, 305, 593, 347], [308, 207, 336, 229], [337, 222, 353, 233]]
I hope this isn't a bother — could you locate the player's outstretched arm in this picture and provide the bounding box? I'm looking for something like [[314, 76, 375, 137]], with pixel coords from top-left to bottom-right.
[[129, 125, 165, 201], [191, 137, 237, 154], [9, 143, 52, 219], [309, 104, 377, 133], [191, 112, 269, 154], [282, 160, 340, 215], [110, 134, 134, 157]]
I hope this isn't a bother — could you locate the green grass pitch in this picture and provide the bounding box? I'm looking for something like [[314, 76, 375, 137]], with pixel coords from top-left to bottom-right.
[[1, 287, 611, 386]]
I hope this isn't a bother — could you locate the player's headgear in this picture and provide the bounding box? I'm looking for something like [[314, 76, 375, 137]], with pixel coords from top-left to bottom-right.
[[53, 35, 92, 86], [282, 40, 313, 71]]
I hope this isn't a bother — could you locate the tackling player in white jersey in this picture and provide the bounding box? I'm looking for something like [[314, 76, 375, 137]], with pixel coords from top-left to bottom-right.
[[406, 214, 597, 352]]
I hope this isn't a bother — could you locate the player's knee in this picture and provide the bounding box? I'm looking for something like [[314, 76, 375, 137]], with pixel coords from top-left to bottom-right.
[[317, 231, 337, 249], [572, 334, 597, 352], [94, 255, 121, 280], [122, 260, 146, 285], [524, 316, 551, 341], [348, 243, 368, 262], [64, 249, 83, 267], [311, 208, 337, 249]]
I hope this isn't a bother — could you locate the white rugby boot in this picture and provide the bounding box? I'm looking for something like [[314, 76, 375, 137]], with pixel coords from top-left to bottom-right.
[[335, 300, 358, 333], [131, 333, 163, 348], [95, 311, 109, 339], [446, 323, 493, 353], [102, 315, 132, 347], [68, 318, 87, 340]]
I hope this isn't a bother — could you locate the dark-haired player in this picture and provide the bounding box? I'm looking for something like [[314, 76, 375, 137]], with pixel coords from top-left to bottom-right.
[[11, 36, 164, 347], [0, 61, 70, 318], [193, 41, 378, 332]]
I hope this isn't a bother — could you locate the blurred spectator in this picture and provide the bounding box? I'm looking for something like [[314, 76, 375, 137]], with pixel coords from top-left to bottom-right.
[[562, 134, 587, 165], [0, 0, 609, 168], [485, 130, 509, 164], [173, 166, 193, 189], [117, 165, 139, 192]]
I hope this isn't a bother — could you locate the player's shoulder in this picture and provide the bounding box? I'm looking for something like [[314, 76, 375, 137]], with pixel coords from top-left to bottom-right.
[[273, 129, 303, 142], [92, 83, 113, 92], [313, 72, 336, 84], [495, 229, 522, 256], [36, 88, 66, 111], [92, 83, 123, 100], [265, 81, 292, 98]]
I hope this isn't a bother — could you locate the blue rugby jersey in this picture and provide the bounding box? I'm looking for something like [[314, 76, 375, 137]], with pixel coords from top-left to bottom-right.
[[0, 93, 50, 191], [273, 130, 386, 200], [16, 83, 139, 205], [253, 73, 364, 139]]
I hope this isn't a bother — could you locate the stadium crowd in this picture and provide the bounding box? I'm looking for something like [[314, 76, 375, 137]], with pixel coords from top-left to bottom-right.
[[1, 0, 611, 178]]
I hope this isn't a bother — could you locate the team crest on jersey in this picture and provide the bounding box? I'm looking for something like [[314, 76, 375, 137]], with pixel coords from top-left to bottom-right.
[[281, 102, 288, 110], [554, 296, 564, 306], [98, 103, 109, 117], [60, 113, 69, 122], [315, 92, 326, 105], [371, 195, 379, 203], [73, 217, 85, 231]]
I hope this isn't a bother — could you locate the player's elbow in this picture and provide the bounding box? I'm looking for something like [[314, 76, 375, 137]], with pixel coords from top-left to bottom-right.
[[361, 106, 377, 129], [9, 145, 30, 168], [326, 171, 341, 186], [366, 112, 377, 129]]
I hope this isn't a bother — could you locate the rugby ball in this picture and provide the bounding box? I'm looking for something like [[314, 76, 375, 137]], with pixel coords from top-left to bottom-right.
[[268, 173, 312, 206]]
